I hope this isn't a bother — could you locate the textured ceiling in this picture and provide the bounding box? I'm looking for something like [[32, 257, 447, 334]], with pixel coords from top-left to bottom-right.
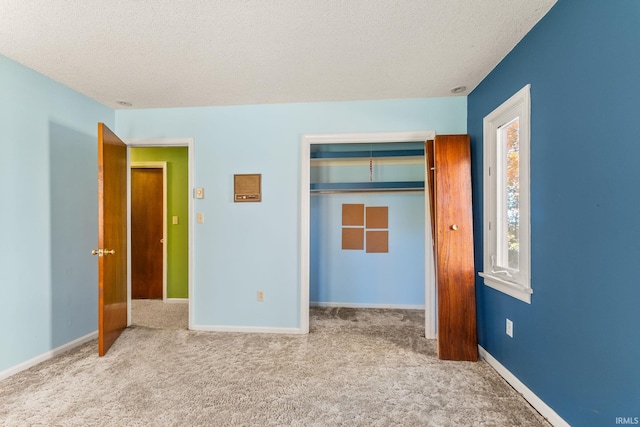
[[0, 0, 556, 109]]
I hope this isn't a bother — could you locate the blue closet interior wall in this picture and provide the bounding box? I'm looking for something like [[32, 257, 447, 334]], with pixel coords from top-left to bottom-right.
[[310, 142, 426, 307]]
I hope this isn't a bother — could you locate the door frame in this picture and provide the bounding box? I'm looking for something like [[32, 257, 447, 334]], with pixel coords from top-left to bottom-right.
[[299, 130, 437, 338], [125, 138, 195, 329], [130, 162, 168, 301]]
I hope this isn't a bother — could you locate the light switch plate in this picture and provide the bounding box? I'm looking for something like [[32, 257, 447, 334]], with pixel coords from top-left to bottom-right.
[[172, 216, 179, 225], [197, 212, 204, 224], [195, 188, 205, 199]]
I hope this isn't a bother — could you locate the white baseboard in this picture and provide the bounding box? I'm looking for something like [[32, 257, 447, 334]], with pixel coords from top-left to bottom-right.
[[166, 298, 189, 303], [310, 301, 425, 310], [190, 324, 304, 334], [0, 331, 97, 382], [478, 346, 570, 427]]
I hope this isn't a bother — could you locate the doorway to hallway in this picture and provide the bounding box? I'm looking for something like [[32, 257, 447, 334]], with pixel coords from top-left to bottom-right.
[[126, 139, 195, 329]]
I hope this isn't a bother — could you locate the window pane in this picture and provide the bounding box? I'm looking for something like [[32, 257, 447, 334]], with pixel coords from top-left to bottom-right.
[[499, 118, 520, 270]]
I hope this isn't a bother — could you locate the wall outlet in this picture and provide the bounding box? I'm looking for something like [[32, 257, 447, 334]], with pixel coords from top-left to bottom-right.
[[257, 290, 264, 302], [506, 319, 514, 337]]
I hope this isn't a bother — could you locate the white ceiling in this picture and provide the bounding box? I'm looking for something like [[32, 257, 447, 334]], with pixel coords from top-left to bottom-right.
[[0, 0, 556, 110]]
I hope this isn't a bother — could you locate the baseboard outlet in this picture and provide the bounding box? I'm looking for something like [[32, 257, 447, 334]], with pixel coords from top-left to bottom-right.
[[190, 325, 304, 334], [166, 298, 189, 303], [0, 331, 97, 382], [478, 346, 570, 427], [310, 301, 425, 310]]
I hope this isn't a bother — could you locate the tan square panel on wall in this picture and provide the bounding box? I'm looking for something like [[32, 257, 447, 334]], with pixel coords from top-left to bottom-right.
[[366, 230, 389, 253], [234, 174, 261, 202], [342, 228, 364, 250], [342, 204, 364, 226], [366, 206, 388, 229]]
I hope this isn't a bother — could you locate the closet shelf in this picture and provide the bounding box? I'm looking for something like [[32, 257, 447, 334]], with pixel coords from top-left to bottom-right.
[[311, 147, 425, 193], [310, 149, 424, 159], [310, 181, 424, 193]]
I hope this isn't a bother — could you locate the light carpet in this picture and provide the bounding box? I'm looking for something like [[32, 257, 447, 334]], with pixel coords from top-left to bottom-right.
[[0, 302, 550, 426]]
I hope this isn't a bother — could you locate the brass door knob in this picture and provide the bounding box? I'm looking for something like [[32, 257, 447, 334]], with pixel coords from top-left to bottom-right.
[[91, 249, 115, 256], [450, 224, 459, 231]]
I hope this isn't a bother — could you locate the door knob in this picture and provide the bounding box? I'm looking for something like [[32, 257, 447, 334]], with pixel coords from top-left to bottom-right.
[[91, 249, 115, 256], [450, 224, 459, 231], [160, 239, 164, 244]]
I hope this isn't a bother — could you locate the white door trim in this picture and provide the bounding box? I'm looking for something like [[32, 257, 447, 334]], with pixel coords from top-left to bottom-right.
[[125, 138, 195, 329], [130, 162, 168, 301], [299, 130, 437, 338]]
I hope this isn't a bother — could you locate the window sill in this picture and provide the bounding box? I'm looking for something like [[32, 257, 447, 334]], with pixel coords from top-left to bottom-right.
[[479, 272, 532, 304]]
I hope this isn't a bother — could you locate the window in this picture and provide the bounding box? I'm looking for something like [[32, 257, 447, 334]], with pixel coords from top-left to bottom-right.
[[480, 84, 531, 303]]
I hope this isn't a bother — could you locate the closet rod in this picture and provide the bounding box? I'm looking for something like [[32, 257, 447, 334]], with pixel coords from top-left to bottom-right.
[[310, 181, 425, 193]]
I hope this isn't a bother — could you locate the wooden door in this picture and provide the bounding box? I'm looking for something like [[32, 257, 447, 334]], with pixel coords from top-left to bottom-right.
[[96, 123, 128, 356], [131, 168, 163, 299], [429, 135, 478, 361]]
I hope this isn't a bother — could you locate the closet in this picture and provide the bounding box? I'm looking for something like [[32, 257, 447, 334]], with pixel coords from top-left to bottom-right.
[[309, 142, 426, 309], [427, 135, 477, 361]]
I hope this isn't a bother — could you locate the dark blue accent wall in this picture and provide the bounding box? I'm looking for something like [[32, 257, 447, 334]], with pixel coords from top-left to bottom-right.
[[468, 1, 640, 425]]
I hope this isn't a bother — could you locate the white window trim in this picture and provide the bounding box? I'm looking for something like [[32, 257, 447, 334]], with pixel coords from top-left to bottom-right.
[[480, 84, 531, 304]]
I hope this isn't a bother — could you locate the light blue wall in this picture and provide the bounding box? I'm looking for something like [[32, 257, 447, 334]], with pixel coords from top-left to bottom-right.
[[310, 193, 425, 306], [116, 97, 466, 328], [468, 1, 640, 425], [0, 55, 114, 373]]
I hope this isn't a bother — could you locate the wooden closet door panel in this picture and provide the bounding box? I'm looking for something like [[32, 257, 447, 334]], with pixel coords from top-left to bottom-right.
[[434, 134, 477, 361]]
